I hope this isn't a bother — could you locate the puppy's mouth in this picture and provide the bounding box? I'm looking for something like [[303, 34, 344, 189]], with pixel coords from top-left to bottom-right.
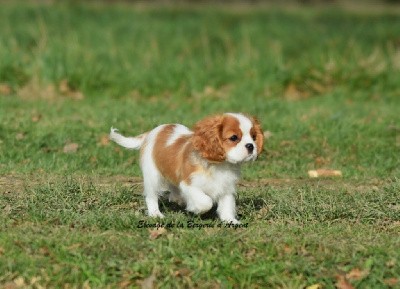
[[240, 153, 258, 163], [226, 150, 258, 164], [248, 153, 258, 162]]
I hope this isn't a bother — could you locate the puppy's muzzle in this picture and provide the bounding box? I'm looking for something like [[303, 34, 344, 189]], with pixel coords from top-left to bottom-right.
[[245, 143, 254, 154]]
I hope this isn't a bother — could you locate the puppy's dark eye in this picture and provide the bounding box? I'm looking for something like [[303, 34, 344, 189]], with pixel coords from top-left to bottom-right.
[[252, 134, 257, 141], [229, 135, 238, 142]]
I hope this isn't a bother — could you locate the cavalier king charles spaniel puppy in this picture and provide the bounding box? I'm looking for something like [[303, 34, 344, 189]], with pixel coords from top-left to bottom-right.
[[110, 113, 263, 223]]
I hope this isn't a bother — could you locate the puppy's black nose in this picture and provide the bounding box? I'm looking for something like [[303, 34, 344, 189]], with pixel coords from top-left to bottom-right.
[[245, 143, 254, 154]]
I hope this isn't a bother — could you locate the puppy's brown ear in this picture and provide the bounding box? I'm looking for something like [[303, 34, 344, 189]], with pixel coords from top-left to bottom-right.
[[251, 116, 264, 155], [192, 115, 226, 162]]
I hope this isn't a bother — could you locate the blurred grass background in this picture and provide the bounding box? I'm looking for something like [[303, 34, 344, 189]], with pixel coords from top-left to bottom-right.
[[1, 1, 399, 179], [1, 1, 400, 99]]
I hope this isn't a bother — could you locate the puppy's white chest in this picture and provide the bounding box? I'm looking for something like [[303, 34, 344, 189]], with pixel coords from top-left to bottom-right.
[[191, 164, 240, 200]]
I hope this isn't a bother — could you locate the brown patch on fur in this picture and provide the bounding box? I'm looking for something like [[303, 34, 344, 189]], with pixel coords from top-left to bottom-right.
[[153, 125, 198, 185], [220, 115, 243, 152], [192, 115, 226, 163], [249, 116, 264, 155]]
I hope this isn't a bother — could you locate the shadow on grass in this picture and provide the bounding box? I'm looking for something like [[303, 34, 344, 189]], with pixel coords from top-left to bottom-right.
[[158, 198, 219, 220], [159, 195, 268, 221]]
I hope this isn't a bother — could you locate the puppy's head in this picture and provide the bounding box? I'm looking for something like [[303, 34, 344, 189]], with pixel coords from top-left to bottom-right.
[[192, 113, 264, 164]]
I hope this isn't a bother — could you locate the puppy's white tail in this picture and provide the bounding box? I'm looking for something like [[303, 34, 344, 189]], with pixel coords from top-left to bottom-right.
[[109, 127, 147, 150]]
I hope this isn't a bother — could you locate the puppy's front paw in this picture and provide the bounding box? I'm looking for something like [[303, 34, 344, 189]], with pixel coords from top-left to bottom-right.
[[148, 210, 165, 218], [221, 218, 241, 225], [231, 219, 241, 225]]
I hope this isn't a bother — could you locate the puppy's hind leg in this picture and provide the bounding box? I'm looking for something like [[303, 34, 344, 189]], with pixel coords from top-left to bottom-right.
[[141, 150, 165, 218], [144, 186, 164, 218], [139, 124, 168, 218], [141, 163, 164, 218], [140, 164, 164, 218]]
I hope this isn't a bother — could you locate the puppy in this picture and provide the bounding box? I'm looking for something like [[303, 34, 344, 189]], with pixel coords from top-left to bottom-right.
[[110, 113, 263, 223]]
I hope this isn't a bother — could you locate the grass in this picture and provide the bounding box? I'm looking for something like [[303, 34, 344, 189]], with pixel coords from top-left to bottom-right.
[[1, 177, 399, 288], [0, 2, 399, 288]]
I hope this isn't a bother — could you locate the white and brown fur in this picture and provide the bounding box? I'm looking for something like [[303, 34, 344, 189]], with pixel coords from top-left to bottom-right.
[[110, 113, 263, 223]]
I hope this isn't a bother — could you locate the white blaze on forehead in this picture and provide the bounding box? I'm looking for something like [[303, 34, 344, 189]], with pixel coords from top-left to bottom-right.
[[166, 124, 192, 146], [226, 113, 253, 135]]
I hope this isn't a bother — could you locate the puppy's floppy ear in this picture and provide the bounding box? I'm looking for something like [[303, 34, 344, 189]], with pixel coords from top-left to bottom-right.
[[251, 116, 264, 155], [192, 115, 226, 162]]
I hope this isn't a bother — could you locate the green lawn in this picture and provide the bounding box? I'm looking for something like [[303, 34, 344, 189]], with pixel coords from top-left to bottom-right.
[[0, 2, 399, 288]]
